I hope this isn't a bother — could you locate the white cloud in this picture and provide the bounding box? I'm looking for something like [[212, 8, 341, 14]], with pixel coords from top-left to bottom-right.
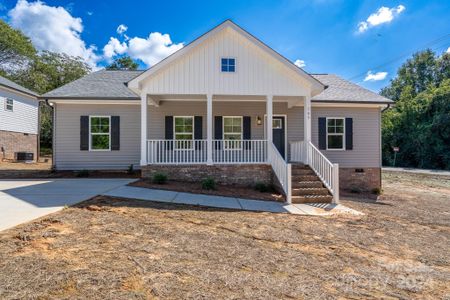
[[116, 24, 127, 35], [103, 37, 127, 60], [358, 5, 405, 33], [364, 71, 388, 82], [87, 11, 93, 16], [8, 0, 99, 68], [126, 32, 183, 66], [446, 47, 450, 54], [294, 59, 306, 68]]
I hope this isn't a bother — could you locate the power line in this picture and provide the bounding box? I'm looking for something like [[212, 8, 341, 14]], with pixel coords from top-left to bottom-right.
[[348, 33, 450, 81]]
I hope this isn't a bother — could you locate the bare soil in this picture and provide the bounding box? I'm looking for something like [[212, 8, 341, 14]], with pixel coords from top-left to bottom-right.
[[130, 179, 284, 202], [0, 171, 449, 299]]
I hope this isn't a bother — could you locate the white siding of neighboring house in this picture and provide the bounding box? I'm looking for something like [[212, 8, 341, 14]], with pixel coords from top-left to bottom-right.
[[0, 88, 38, 134], [139, 27, 313, 97]]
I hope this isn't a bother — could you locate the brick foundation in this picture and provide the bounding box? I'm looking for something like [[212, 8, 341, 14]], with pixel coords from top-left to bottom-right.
[[339, 167, 381, 192], [142, 164, 273, 187], [0, 130, 38, 161]]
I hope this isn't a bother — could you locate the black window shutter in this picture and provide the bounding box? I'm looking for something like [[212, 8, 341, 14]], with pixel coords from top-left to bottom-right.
[[165, 116, 174, 150], [318, 117, 326, 150], [111, 116, 120, 150], [80, 116, 89, 151], [194, 116, 202, 150], [345, 118, 353, 150], [214, 116, 222, 150], [243, 116, 251, 149]]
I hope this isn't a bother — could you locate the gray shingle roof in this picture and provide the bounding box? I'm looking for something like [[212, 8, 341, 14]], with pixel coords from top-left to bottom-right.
[[41, 70, 393, 104], [42, 70, 144, 99], [0, 75, 38, 97], [311, 74, 393, 104]]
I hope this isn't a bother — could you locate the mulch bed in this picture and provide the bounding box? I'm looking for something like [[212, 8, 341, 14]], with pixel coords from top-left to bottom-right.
[[129, 179, 285, 202]]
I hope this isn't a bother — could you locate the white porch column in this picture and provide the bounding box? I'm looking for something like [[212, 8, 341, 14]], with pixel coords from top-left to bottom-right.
[[304, 95, 311, 164], [206, 94, 213, 165], [266, 95, 273, 144], [140, 93, 148, 166]]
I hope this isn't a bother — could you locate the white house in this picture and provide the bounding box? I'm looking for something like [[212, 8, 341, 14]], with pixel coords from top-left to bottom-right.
[[0, 75, 40, 162], [42, 20, 393, 204]]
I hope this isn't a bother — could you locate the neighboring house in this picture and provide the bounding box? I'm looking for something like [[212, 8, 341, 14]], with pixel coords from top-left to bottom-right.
[[42, 20, 393, 203], [0, 75, 40, 162]]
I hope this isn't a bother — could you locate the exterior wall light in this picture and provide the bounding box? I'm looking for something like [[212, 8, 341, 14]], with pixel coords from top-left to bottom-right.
[[256, 116, 262, 125]]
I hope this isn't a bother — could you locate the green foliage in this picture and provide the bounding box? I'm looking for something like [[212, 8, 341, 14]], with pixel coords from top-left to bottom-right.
[[254, 182, 274, 193], [381, 49, 450, 170], [127, 164, 135, 175], [106, 56, 139, 70], [75, 169, 90, 177], [152, 172, 168, 184], [0, 20, 36, 70], [201, 177, 216, 190]]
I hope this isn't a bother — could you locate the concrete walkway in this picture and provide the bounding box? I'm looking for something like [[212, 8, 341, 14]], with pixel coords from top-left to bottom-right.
[[0, 179, 134, 231], [103, 185, 362, 216], [383, 167, 450, 176]]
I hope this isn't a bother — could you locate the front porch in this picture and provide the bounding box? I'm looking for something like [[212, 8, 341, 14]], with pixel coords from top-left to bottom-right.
[[139, 94, 339, 204]]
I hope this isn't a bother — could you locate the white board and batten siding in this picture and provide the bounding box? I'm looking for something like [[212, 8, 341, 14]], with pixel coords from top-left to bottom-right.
[[54, 104, 140, 170], [0, 88, 38, 134], [140, 27, 313, 97]]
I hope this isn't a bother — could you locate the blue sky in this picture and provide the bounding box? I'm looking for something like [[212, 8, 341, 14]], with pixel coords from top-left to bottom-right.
[[1, 0, 450, 92]]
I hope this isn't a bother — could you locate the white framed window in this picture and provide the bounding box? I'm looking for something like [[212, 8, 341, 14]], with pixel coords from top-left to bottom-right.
[[89, 116, 111, 151], [174, 116, 194, 150], [223, 116, 242, 149], [326, 117, 345, 150], [5, 98, 13, 111], [221, 58, 236, 72], [273, 119, 282, 129]]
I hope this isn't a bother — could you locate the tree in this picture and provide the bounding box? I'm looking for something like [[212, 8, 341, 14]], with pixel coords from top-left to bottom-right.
[[381, 49, 450, 169], [0, 20, 36, 70], [106, 56, 139, 70], [11, 51, 91, 94]]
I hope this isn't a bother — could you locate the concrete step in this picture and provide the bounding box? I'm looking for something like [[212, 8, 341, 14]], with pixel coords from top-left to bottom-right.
[[292, 181, 324, 188], [292, 175, 321, 182], [292, 187, 330, 196], [291, 195, 333, 204]]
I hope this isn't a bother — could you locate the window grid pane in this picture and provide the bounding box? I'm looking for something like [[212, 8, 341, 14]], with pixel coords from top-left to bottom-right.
[[90, 117, 110, 150], [221, 58, 236, 72]]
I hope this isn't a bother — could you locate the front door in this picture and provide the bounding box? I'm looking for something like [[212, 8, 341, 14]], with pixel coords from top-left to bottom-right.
[[272, 116, 285, 158]]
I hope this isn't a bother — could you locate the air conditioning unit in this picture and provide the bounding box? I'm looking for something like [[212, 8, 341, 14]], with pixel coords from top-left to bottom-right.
[[16, 152, 34, 162]]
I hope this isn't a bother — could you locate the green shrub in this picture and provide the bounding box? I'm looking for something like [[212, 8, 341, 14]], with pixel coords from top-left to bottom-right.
[[371, 187, 382, 195], [75, 169, 90, 177], [254, 182, 268, 193], [127, 164, 135, 175], [201, 177, 216, 190], [152, 172, 168, 184]]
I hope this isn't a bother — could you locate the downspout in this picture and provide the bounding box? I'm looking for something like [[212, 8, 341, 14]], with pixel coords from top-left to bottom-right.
[[381, 104, 391, 113], [45, 99, 56, 170]]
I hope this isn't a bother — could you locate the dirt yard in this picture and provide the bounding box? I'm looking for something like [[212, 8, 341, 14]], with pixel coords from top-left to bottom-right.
[[0, 171, 449, 299]]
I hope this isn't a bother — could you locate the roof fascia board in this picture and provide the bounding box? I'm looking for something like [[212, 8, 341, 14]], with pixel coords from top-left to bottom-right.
[[0, 84, 39, 100]]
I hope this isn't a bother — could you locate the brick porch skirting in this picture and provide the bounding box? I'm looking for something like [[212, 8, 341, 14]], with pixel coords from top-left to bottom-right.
[[339, 167, 381, 192], [142, 164, 274, 187], [0, 130, 38, 161]]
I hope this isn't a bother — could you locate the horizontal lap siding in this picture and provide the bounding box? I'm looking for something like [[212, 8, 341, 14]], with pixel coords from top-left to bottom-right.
[[0, 89, 38, 134], [55, 104, 140, 170], [311, 107, 381, 168]]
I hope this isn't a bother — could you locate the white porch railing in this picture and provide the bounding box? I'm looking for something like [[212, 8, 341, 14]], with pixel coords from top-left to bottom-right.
[[147, 140, 207, 164], [290, 141, 339, 203], [147, 139, 267, 164], [268, 143, 292, 203], [212, 140, 267, 164]]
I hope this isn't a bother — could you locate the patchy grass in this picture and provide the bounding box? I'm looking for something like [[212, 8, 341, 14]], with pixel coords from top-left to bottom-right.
[[0, 171, 449, 299]]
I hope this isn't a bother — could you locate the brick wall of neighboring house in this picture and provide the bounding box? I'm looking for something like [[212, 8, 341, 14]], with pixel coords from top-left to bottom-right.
[[339, 167, 381, 192], [0, 130, 38, 161], [142, 164, 273, 187]]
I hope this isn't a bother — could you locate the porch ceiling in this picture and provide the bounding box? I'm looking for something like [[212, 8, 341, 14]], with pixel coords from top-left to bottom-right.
[[147, 94, 305, 107]]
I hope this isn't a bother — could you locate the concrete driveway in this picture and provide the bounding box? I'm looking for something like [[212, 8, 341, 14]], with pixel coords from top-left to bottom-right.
[[0, 178, 134, 231]]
